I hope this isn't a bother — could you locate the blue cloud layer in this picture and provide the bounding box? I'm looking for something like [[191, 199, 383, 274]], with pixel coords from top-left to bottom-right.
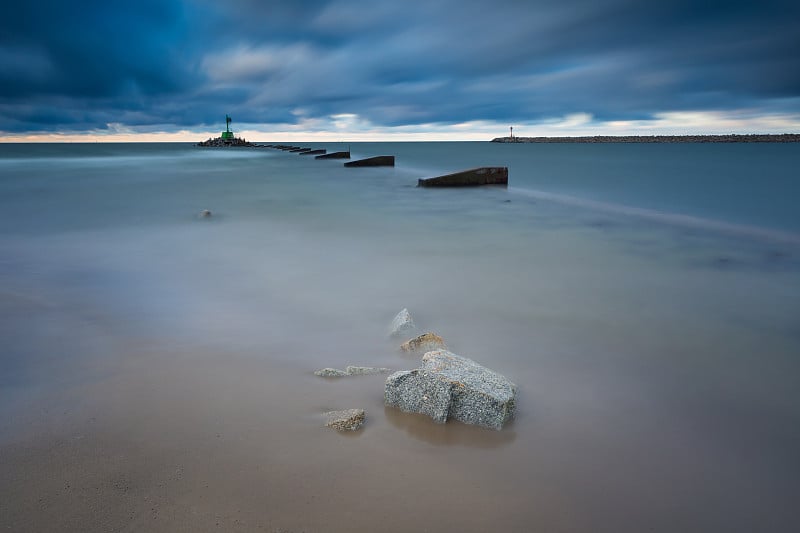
[[1, 0, 798, 133]]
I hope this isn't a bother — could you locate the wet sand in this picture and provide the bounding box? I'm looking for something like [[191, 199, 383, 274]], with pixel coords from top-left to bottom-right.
[[3, 287, 797, 533]]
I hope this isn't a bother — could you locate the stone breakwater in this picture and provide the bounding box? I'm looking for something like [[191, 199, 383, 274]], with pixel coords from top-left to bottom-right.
[[197, 136, 255, 147], [491, 133, 800, 143]]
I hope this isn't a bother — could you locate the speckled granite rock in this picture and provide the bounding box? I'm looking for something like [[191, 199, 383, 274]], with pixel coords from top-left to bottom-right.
[[400, 332, 446, 353], [315, 366, 391, 377], [389, 308, 416, 337], [314, 368, 349, 377], [384, 350, 516, 430], [324, 409, 365, 431], [345, 366, 392, 375]]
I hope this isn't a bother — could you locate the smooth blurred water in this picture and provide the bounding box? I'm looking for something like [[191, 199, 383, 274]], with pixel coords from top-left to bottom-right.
[[1, 141, 799, 532]]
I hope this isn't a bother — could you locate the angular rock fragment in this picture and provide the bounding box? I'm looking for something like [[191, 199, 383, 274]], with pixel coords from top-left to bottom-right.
[[324, 409, 365, 431], [314, 368, 349, 377], [389, 308, 416, 338], [345, 366, 392, 375], [400, 332, 446, 353], [314, 366, 391, 377], [384, 350, 516, 430]]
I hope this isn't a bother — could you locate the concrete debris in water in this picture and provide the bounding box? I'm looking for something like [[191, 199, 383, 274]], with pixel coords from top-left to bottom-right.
[[315, 366, 392, 377], [389, 308, 416, 338], [324, 409, 365, 431], [400, 332, 447, 353], [314, 368, 350, 377], [417, 167, 508, 187], [345, 366, 392, 375], [384, 350, 516, 430]]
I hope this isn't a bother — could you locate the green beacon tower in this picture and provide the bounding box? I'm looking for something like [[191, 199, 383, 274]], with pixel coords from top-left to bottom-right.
[[221, 115, 234, 141]]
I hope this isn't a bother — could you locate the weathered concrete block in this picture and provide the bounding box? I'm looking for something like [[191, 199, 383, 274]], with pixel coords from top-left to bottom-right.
[[315, 368, 349, 377], [315, 151, 350, 159], [389, 308, 416, 338], [324, 409, 365, 431], [345, 366, 392, 375], [315, 366, 391, 377], [384, 350, 516, 430], [344, 156, 395, 167], [400, 332, 447, 353], [418, 167, 508, 187]]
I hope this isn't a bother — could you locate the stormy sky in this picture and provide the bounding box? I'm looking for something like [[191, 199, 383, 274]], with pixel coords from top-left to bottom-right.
[[2, 0, 799, 139]]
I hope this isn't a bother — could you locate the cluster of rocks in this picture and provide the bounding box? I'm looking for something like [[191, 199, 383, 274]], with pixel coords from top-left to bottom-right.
[[197, 136, 256, 147], [384, 309, 516, 430], [314, 307, 516, 433]]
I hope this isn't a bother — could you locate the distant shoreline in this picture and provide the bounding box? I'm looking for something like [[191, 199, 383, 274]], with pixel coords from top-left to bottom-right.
[[491, 133, 800, 143]]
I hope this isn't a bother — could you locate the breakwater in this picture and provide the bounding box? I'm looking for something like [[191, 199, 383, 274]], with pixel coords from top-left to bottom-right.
[[491, 133, 800, 143]]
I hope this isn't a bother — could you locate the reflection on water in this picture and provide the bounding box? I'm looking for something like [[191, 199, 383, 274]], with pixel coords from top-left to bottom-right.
[[384, 406, 517, 448]]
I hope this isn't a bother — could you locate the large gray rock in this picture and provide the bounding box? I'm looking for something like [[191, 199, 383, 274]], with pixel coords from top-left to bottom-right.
[[389, 308, 416, 338], [384, 350, 516, 430]]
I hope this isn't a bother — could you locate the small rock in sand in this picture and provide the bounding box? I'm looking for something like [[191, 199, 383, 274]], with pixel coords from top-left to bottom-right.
[[400, 332, 447, 353], [324, 409, 365, 431]]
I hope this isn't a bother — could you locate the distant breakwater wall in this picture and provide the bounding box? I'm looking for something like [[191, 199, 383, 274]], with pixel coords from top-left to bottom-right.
[[491, 134, 800, 143]]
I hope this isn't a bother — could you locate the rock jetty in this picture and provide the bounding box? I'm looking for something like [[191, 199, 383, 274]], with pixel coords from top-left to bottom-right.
[[197, 136, 255, 147], [491, 134, 800, 143], [384, 350, 516, 430], [324, 409, 366, 431]]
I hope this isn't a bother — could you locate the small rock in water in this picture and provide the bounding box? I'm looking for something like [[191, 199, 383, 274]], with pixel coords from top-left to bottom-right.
[[384, 350, 516, 430], [324, 409, 365, 431], [198, 209, 212, 218], [400, 332, 447, 353], [389, 308, 416, 337], [345, 366, 392, 375], [314, 368, 349, 377]]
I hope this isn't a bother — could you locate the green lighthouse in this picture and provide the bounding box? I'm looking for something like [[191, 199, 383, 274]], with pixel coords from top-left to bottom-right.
[[221, 114, 234, 141]]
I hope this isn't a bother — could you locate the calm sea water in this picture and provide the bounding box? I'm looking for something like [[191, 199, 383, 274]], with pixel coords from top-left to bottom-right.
[[1, 141, 799, 532]]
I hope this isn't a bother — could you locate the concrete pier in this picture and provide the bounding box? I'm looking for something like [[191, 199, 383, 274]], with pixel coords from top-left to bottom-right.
[[418, 167, 508, 187], [300, 149, 326, 156], [289, 147, 312, 153], [344, 156, 395, 167], [315, 151, 350, 159]]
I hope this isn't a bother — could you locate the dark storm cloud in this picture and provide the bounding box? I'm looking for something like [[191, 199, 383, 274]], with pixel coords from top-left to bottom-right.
[[1, 0, 798, 133]]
